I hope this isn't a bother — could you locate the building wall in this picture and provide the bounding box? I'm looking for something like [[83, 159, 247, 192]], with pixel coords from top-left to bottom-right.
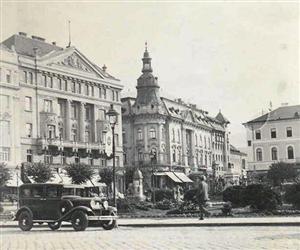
[[245, 116, 300, 171]]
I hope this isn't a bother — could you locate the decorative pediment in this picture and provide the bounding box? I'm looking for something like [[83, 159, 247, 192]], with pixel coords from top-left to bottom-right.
[[52, 53, 93, 73], [183, 110, 195, 123]]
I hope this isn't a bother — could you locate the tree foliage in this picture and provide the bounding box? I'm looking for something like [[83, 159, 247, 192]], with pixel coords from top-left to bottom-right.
[[65, 163, 95, 184], [0, 163, 11, 187], [124, 167, 135, 190], [26, 162, 54, 183], [267, 162, 298, 186]]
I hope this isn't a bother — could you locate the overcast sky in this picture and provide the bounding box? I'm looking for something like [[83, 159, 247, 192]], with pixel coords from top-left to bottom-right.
[[1, 1, 299, 149]]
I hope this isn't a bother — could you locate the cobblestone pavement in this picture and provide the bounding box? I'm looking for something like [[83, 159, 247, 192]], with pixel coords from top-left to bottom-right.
[[1, 225, 299, 250]]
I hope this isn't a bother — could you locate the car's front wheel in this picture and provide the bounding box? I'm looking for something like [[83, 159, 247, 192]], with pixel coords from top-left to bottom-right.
[[18, 211, 33, 231], [102, 211, 117, 230], [48, 221, 61, 231], [71, 211, 88, 231]]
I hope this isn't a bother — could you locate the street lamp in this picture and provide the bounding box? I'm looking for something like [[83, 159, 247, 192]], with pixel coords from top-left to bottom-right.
[[106, 104, 119, 207], [15, 165, 20, 209], [149, 149, 157, 204]]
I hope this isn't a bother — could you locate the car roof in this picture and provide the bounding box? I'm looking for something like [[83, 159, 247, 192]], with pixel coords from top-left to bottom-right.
[[20, 183, 64, 188]]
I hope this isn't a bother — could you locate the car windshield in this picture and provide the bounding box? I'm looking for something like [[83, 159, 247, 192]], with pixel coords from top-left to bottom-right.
[[31, 186, 43, 198], [46, 186, 60, 198]]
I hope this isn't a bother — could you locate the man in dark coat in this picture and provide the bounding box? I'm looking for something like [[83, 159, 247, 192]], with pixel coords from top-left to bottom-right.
[[197, 175, 210, 220]]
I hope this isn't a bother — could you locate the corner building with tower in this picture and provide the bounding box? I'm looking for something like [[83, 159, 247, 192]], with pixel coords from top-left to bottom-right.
[[122, 46, 236, 190]]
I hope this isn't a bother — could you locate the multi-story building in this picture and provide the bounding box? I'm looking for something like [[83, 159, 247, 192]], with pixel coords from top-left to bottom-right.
[[227, 145, 247, 185], [122, 46, 232, 189], [0, 32, 124, 192], [243, 104, 300, 175]]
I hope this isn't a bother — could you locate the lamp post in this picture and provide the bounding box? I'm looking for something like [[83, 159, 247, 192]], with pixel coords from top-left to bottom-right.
[[149, 149, 156, 204], [15, 165, 20, 209], [106, 104, 118, 207]]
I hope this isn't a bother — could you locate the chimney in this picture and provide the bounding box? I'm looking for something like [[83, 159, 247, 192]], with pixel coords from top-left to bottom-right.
[[52, 41, 56, 45], [18, 32, 27, 37], [102, 64, 107, 72], [31, 35, 45, 42]]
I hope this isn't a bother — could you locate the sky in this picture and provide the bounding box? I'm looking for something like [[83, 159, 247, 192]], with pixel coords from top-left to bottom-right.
[[1, 1, 299, 149]]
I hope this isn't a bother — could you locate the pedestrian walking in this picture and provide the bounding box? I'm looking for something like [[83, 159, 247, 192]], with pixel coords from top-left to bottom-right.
[[196, 175, 210, 220]]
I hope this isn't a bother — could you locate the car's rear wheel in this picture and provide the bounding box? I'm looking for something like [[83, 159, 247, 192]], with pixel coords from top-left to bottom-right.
[[18, 211, 33, 231], [102, 211, 117, 230], [71, 211, 88, 231], [48, 221, 61, 231]]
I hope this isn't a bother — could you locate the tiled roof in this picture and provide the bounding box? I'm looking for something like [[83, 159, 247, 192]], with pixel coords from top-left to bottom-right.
[[1, 34, 63, 57], [246, 105, 300, 124], [215, 111, 230, 124]]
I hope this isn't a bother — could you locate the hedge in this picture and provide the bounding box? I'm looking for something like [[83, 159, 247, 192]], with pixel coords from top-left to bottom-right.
[[285, 183, 300, 209]]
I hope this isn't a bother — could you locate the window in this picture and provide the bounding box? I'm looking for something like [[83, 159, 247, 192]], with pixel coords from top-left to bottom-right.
[[85, 106, 91, 120], [255, 130, 261, 140], [178, 130, 181, 143], [58, 127, 64, 140], [88, 157, 94, 166], [98, 87, 102, 98], [22, 71, 27, 83], [71, 104, 77, 119], [172, 128, 175, 142], [247, 140, 252, 146], [91, 86, 94, 96], [149, 128, 156, 139], [6, 70, 11, 83], [25, 96, 32, 111], [43, 75, 47, 87], [112, 90, 115, 101], [64, 80, 68, 91], [44, 100, 53, 112], [172, 149, 176, 162], [0, 121, 10, 145], [25, 123, 32, 138], [116, 91, 119, 101], [256, 148, 263, 161], [271, 147, 278, 161], [287, 127, 292, 137], [85, 84, 89, 96], [138, 150, 143, 161], [26, 149, 32, 163], [58, 102, 65, 117], [271, 128, 276, 139], [85, 131, 90, 142], [103, 88, 107, 99], [71, 82, 76, 93], [46, 186, 59, 198], [49, 76, 53, 88], [58, 79, 62, 90], [31, 186, 44, 198], [76, 82, 81, 94], [195, 134, 198, 146], [123, 152, 127, 165], [137, 129, 143, 140], [162, 127, 165, 141], [0, 95, 9, 109], [74, 153, 80, 163], [287, 146, 294, 159], [29, 72, 33, 84], [122, 130, 126, 144], [0, 147, 10, 161], [115, 156, 120, 167], [47, 125, 55, 139]]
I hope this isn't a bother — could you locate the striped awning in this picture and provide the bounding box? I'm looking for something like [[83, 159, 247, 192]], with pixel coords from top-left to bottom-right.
[[173, 172, 193, 183]]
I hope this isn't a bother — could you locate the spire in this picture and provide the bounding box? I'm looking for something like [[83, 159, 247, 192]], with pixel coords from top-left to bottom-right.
[[142, 42, 152, 73]]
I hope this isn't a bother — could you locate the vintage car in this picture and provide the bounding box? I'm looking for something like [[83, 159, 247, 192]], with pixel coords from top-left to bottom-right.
[[15, 183, 117, 231]]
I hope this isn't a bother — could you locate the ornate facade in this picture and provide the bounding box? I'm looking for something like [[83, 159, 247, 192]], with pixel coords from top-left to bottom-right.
[[122, 46, 233, 188], [0, 33, 124, 192]]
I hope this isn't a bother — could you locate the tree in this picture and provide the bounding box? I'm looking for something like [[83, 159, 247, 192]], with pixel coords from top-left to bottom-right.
[[99, 168, 113, 198], [65, 163, 95, 184], [124, 167, 135, 190], [26, 162, 54, 183], [267, 162, 298, 187], [0, 163, 11, 187]]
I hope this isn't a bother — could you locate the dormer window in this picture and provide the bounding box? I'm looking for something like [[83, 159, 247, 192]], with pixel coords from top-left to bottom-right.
[[255, 130, 261, 140]]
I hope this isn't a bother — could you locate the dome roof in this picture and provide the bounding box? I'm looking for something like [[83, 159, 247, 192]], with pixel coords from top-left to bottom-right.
[[133, 169, 143, 179]]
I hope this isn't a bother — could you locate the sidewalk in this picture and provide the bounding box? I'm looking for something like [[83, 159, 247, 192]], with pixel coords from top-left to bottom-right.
[[1, 216, 300, 228]]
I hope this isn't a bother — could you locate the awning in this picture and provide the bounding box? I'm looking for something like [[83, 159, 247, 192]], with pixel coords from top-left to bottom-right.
[[154, 172, 182, 183], [173, 172, 193, 183], [6, 172, 23, 187]]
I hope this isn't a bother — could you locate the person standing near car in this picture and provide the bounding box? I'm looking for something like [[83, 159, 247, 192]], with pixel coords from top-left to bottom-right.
[[197, 175, 210, 220]]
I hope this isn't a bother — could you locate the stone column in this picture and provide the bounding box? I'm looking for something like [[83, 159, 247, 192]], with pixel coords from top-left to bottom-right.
[[79, 102, 85, 142], [65, 99, 72, 141]]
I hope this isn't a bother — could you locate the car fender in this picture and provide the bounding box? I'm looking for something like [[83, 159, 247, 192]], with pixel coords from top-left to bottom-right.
[[58, 206, 94, 221], [14, 206, 33, 221]]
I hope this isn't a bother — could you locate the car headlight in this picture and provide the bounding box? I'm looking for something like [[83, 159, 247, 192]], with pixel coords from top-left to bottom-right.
[[102, 200, 109, 210], [90, 199, 101, 210]]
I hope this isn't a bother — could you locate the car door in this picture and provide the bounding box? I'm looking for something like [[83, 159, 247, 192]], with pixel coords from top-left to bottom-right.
[[43, 185, 62, 220], [29, 185, 45, 220]]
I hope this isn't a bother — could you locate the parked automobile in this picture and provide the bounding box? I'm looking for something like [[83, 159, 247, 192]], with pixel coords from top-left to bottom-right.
[[14, 183, 117, 231]]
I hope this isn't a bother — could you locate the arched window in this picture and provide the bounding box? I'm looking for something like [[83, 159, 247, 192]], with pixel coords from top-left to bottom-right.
[[177, 148, 181, 163], [287, 146, 294, 159], [177, 129, 181, 143], [204, 136, 207, 148], [138, 149, 143, 161], [172, 128, 175, 142], [162, 127, 165, 141], [137, 128, 143, 140], [256, 148, 263, 161], [172, 148, 176, 162], [195, 134, 198, 146], [149, 128, 156, 139], [271, 147, 278, 161]]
